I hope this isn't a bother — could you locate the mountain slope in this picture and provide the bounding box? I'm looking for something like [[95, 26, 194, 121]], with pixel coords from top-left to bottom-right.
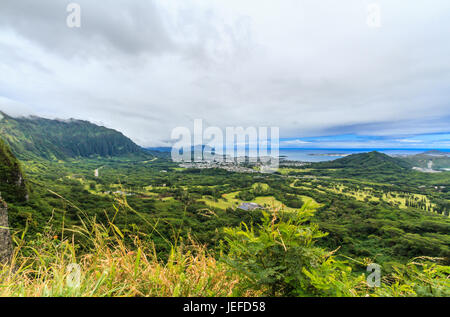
[[0, 136, 26, 264], [0, 112, 142, 159], [401, 150, 450, 171], [312, 151, 412, 176], [0, 137, 28, 202]]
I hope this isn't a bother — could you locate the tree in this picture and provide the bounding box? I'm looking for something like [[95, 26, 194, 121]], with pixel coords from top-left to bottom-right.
[[222, 210, 364, 296]]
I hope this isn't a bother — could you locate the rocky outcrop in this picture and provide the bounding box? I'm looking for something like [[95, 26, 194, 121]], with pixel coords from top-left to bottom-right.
[[0, 137, 23, 264], [0, 137, 29, 203], [0, 198, 12, 264]]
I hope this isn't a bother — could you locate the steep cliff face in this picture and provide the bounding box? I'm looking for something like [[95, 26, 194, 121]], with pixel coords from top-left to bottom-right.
[[0, 137, 29, 203], [0, 199, 12, 263], [0, 138, 27, 263]]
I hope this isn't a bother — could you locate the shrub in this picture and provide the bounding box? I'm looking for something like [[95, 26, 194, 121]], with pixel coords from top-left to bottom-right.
[[222, 210, 365, 296]]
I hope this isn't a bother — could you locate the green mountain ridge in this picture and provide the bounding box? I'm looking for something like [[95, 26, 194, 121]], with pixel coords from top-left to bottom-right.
[[0, 112, 143, 159], [314, 151, 412, 171], [307, 151, 415, 181]]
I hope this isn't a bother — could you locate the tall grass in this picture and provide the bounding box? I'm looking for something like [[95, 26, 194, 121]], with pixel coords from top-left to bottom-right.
[[0, 202, 255, 297], [1, 193, 447, 297]]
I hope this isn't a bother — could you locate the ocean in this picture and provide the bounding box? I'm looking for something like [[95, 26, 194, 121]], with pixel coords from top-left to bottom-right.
[[278, 149, 450, 162]]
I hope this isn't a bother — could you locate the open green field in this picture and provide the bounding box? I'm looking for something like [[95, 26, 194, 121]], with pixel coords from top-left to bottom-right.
[[317, 183, 437, 211], [290, 179, 327, 194], [252, 182, 270, 190], [200, 189, 321, 213], [278, 168, 313, 175]]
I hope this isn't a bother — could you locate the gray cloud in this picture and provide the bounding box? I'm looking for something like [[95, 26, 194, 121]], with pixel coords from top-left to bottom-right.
[[0, 0, 174, 57], [0, 0, 449, 147]]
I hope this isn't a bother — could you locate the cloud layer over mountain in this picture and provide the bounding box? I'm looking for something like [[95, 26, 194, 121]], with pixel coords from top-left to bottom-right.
[[1, 0, 449, 147]]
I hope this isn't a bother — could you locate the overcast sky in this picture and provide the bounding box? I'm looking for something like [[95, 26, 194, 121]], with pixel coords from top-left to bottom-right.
[[0, 0, 449, 148]]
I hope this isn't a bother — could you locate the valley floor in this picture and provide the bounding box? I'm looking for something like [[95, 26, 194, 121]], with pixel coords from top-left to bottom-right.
[[2, 153, 449, 297]]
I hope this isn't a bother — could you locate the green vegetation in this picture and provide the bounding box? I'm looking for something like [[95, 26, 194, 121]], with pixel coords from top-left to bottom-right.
[[3, 149, 447, 295], [0, 206, 447, 297], [0, 138, 28, 202], [0, 112, 142, 160], [0, 114, 449, 297], [0, 214, 253, 297], [402, 151, 450, 170], [224, 210, 449, 296], [314, 151, 412, 172]]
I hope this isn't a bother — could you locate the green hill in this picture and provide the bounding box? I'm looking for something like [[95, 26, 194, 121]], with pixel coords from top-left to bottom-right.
[[0, 137, 28, 202], [0, 112, 142, 159], [401, 150, 450, 171], [313, 151, 412, 176]]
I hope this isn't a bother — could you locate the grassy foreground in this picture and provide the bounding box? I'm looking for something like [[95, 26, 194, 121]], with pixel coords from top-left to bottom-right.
[[0, 202, 449, 297], [0, 223, 255, 297]]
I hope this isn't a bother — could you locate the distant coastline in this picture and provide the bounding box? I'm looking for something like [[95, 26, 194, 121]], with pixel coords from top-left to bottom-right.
[[308, 153, 351, 157], [278, 148, 450, 162]]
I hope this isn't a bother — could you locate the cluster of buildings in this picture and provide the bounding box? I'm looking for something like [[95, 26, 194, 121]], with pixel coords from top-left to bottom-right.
[[179, 160, 259, 173], [279, 162, 310, 167]]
